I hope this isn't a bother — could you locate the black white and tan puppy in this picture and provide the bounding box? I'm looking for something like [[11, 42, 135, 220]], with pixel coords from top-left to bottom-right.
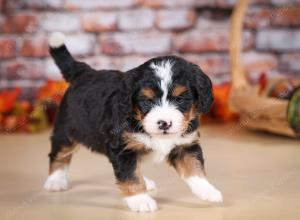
[[44, 32, 223, 212]]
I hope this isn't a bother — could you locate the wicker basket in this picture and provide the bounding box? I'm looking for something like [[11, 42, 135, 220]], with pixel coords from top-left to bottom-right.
[[229, 0, 300, 138]]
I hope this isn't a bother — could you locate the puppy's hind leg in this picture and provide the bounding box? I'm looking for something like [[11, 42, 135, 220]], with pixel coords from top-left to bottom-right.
[[44, 127, 77, 192]]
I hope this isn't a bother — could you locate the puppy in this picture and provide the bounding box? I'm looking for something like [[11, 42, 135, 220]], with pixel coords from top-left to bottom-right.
[[44, 32, 223, 212]]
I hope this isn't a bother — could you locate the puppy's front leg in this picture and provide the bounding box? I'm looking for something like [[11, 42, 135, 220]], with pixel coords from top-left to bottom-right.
[[112, 150, 157, 212], [168, 144, 223, 203]]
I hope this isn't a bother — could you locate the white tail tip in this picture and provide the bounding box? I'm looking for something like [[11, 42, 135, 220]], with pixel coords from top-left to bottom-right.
[[49, 32, 65, 48]]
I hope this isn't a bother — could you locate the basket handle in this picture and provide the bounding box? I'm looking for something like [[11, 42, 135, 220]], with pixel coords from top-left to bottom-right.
[[230, 0, 250, 89]]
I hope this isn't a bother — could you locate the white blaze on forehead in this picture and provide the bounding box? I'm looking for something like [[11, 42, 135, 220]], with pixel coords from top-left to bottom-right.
[[144, 60, 184, 135], [150, 60, 174, 103]]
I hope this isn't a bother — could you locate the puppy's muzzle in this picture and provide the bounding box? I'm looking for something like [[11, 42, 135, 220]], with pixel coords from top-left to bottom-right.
[[157, 120, 172, 131]]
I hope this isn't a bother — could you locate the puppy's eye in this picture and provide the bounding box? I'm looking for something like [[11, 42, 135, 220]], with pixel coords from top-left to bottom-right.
[[172, 92, 192, 104], [139, 98, 153, 108], [174, 96, 185, 104]]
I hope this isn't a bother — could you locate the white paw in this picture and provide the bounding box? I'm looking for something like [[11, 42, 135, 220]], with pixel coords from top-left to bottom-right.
[[143, 176, 156, 191], [44, 169, 68, 192], [124, 193, 158, 212], [185, 176, 223, 203], [195, 185, 223, 203]]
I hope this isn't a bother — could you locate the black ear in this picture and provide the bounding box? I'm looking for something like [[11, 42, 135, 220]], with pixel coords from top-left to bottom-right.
[[99, 74, 134, 142], [113, 74, 134, 131], [191, 65, 214, 114]]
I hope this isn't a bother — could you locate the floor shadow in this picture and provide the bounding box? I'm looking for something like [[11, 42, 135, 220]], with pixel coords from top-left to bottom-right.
[[69, 198, 126, 211], [155, 197, 229, 209]]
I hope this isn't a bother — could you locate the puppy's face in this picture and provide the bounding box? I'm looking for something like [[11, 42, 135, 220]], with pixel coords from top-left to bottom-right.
[[131, 56, 213, 136]]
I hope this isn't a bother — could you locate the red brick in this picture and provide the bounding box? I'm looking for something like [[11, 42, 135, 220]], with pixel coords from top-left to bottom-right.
[[216, 0, 271, 7], [281, 53, 300, 72], [65, 0, 140, 10], [174, 29, 253, 53], [81, 12, 117, 32], [21, 36, 49, 58], [0, 60, 44, 80], [116, 55, 153, 71], [0, 38, 16, 59], [0, 0, 23, 11], [0, 16, 3, 31], [271, 7, 300, 27], [251, 0, 272, 4], [41, 13, 80, 33], [119, 9, 155, 30], [44, 58, 62, 80], [242, 51, 278, 74], [244, 7, 272, 29], [82, 56, 118, 71], [100, 32, 172, 55], [215, 0, 236, 8], [194, 0, 215, 7], [156, 9, 196, 30], [256, 30, 300, 51], [196, 16, 229, 29], [2, 14, 38, 33], [65, 34, 96, 56], [184, 54, 230, 75], [21, 0, 64, 9], [142, 0, 196, 8], [271, 0, 298, 5], [142, 0, 214, 8]]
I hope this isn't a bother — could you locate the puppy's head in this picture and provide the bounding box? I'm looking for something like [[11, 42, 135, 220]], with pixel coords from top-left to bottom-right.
[[130, 56, 213, 137]]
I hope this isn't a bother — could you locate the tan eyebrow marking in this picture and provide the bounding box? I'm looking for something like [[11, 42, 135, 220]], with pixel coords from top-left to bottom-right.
[[172, 85, 188, 97], [141, 87, 155, 99]]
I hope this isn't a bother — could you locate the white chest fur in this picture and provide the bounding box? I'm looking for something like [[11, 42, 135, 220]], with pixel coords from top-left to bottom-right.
[[132, 131, 198, 163]]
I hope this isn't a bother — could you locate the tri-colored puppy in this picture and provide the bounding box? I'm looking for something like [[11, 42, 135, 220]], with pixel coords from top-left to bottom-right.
[[44, 32, 223, 212]]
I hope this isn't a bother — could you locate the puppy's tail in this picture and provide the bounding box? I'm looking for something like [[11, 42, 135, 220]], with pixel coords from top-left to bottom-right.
[[48, 32, 90, 82]]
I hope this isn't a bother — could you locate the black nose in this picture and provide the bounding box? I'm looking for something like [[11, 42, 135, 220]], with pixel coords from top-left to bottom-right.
[[157, 120, 172, 130]]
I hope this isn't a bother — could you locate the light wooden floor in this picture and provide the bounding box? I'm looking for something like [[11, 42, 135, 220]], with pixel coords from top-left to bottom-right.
[[0, 123, 299, 220]]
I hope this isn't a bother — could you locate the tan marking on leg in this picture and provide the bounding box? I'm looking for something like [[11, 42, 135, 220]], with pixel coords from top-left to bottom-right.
[[49, 145, 77, 174], [117, 164, 146, 196], [118, 180, 146, 197], [172, 85, 188, 97], [174, 154, 205, 178]]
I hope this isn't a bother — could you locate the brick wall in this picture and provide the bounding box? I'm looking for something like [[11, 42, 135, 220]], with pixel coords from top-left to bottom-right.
[[0, 0, 300, 99]]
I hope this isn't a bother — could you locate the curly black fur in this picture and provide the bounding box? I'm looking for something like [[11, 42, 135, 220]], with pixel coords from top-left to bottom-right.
[[48, 42, 213, 184]]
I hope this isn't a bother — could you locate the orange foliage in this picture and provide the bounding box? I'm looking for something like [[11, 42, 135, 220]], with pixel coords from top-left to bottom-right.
[[0, 81, 68, 133], [37, 80, 69, 104], [0, 88, 21, 113], [211, 84, 238, 121]]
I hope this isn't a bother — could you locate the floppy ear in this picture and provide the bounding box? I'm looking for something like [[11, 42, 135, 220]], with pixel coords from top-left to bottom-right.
[[191, 65, 214, 114], [112, 74, 134, 133], [97, 74, 133, 140]]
